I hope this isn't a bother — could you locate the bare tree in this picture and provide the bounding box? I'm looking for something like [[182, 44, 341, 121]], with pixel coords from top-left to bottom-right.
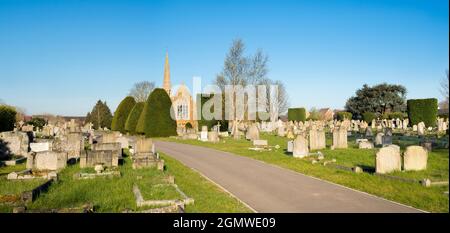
[[129, 81, 155, 102], [439, 70, 449, 111], [214, 39, 288, 138]]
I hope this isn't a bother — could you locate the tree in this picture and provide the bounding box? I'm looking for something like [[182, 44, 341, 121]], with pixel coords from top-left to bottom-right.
[[85, 100, 113, 130], [439, 70, 449, 111], [124, 102, 144, 134], [111, 96, 136, 133], [27, 117, 46, 130], [136, 88, 177, 137], [0, 105, 17, 132], [129, 81, 155, 102], [308, 107, 320, 121], [215, 39, 278, 138], [345, 83, 407, 119]]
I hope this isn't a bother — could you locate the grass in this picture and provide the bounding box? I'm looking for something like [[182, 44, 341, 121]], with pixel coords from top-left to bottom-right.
[[0, 149, 250, 213], [161, 153, 252, 213], [161, 132, 449, 213]]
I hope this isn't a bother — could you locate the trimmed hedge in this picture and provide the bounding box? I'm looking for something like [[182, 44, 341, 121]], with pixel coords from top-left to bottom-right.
[[407, 98, 438, 127], [124, 102, 144, 134], [136, 88, 177, 137], [0, 105, 16, 132], [336, 111, 352, 121], [288, 108, 306, 122], [362, 112, 377, 124], [111, 96, 136, 133]]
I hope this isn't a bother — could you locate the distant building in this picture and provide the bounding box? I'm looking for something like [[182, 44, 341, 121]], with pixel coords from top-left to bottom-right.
[[318, 108, 334, 121], [162, 53, 198, 129]]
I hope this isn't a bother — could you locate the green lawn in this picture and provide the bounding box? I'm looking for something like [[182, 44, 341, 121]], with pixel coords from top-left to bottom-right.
[[0, 150, 250, 213], [161, 132, 449, 213]]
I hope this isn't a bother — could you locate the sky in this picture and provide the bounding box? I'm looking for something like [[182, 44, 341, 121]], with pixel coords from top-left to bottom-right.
[[0, 0, 448, 116]]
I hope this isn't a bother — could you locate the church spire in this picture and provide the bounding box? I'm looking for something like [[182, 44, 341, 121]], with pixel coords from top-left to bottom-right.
[[163, 52, 171, 95]]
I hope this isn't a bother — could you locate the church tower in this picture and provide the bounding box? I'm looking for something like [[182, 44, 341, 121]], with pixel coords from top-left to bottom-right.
[[163, 52, 171, 95]]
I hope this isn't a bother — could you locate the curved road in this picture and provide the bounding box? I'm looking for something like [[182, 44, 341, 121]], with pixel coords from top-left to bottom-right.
[[156, 141, 423, 213]]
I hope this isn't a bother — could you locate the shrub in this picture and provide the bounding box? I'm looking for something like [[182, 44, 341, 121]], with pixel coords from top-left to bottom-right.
[[136, 88, 177, 137], [362, 112, 377, 124], [407, 98, 438, 127], [27, 117, 46, 130], [185, 122, 193, 129], [124, 102, 144, 134], [0, 105, 17, 132], [111, 96, 136, 133], [288, 108, 306, 122], [85, 100, 113, 129], [336, 111, 352, 121]]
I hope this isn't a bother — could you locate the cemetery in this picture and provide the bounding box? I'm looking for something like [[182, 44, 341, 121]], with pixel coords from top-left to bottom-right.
[[164, 115, 449, 213], [1, 58, 449, 213], [0, 117, 250, 212], [0, 9, 448, 214]]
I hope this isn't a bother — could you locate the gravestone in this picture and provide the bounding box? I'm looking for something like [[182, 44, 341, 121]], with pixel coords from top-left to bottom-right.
[[102, 132, 120, 143], [417, 122, 425, 135], [309, 128, 326, 150], [253, 140, 268, 148], [277, 125, 286, 137], [387, 144, 401, 154], [0, 131, 29, 157], [403, 146, 428, 171], [287, 140, 294, 153], [365, 127, 373, 138], [92, 142, 122, 166], [29, 151, 67, 171], [359, 141, 374, 149], [66, 132, 84, 159], [80, 150, 114, 168], [382, 128, 393, 146], [116, 136, 131, 149], [246, 124, 260, 141], [208, 131, 220, 143], [293, 135, 309, 158], [200, 126, 208, 142], [375, 133, 384, 146], [30, 142, 52, 152], [375, 146, 401, 174], [332, 127, 347, 149]]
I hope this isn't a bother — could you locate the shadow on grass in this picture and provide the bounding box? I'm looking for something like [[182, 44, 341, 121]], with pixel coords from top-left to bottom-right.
[[357, 164, 376, 174]]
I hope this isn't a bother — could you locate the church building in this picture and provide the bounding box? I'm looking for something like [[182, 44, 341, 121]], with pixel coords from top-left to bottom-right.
[[162, 53, 198, 129]]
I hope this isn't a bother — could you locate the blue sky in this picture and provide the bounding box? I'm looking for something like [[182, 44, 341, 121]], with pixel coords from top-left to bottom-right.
[[0, 0, 448, 116]]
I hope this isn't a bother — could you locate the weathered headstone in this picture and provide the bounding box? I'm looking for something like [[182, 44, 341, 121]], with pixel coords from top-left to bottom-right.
[[375, 146, 401, 174], [245, 124, 260, 141], [0, 131, 29, 157], [375, 133, 384, 146], [309, 128, 326, 150], [30, 142, 52, 152], [382, 128, 393, 146], [208, 131, 220, 143], [80, 150, 114, 168], [403, 146, 428, 171], [92, 142, 122, 166], [31, 151, 67, 171], [332, 126, 347, 149], [359, 141, 374, 149], [293, 135, 309, 158], [417, 122, 425, 135], [287, 140, 294, 153]]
